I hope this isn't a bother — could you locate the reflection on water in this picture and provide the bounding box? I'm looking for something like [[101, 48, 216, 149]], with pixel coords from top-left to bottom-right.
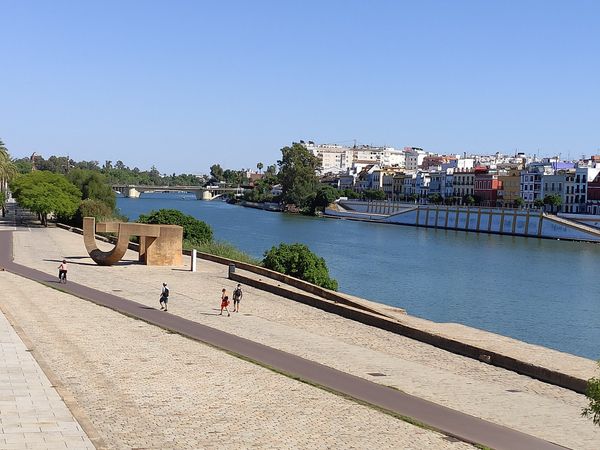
[[117, 194, 600, 359]]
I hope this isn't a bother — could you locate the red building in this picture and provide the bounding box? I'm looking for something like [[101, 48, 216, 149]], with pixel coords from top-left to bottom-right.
[[586, 173, 600, 215], [474, 171, 503, 206]]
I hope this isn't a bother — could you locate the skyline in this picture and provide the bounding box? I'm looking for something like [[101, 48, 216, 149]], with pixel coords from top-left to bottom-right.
[[1, 0, 599, 173]]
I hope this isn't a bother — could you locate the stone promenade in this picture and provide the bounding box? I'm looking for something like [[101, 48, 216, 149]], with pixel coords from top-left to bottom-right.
[[0, 293, 94, 449], [6, 225, 600, 449], [0, 222, 477, 447]]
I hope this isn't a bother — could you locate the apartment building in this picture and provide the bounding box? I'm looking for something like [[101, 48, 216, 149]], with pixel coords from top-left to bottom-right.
[[474, 171, 503, 206], [453, 169, 474, 199], [498, 169, 521, 207]]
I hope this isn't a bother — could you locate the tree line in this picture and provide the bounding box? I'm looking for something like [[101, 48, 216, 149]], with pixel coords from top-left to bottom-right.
[[12, 155, 206, 187]]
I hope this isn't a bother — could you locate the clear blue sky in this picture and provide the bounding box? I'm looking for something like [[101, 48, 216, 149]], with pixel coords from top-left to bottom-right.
[[1, 0, 599, 173]]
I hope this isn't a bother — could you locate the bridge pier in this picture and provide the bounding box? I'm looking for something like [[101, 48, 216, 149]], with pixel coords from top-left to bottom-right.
[[194, 190, 213, 200], [127, 187, 141, 199]]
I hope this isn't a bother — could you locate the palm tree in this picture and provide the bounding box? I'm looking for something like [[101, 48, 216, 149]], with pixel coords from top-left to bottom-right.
[[0, 139, 18, 216], [256, 162, 263, 173]]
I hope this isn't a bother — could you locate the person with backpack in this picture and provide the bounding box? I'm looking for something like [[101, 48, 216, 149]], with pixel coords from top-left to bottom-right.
[[160, 282, 170, 311], [232, 284, 243, 313], [219, 288, 231, 316]]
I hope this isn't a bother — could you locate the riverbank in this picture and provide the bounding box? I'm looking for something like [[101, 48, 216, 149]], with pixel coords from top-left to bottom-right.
[[6, 224, 600, 448]]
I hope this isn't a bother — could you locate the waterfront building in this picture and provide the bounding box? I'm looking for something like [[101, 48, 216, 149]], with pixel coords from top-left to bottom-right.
[[573, 166, 600, 212], [354, 165, 382, 192], [402, 172, 417, 199], [498, 169, 521, 207], [541, 171, 573, 213], [520, 163, 553, 207], [382, 173, 395, 199], [474, 170, 503, 206], [444, 170, 455, 201], [453, 169, 474, 200], [586, 172, 600, 215], [338, 173, 356, 191], [428, 172, 444, 199], [392, 172, 409, 201], [415, 171, 431, 201]]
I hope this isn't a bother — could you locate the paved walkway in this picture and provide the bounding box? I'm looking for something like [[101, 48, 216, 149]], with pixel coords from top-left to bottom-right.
[[0, 295, 94, 449], [13, 224, 600, 448], [0, 228, 569, 450]]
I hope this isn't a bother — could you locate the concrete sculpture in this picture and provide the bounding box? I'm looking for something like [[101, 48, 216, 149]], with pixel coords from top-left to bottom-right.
[[83, 217, 183, 266]]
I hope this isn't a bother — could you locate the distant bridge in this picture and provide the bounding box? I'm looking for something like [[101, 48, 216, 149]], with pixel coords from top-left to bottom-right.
[[112, 185, 244, 201]]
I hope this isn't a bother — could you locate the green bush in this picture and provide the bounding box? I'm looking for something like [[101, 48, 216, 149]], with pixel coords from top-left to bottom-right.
[[137, 209, 213, 244], [583, 362, 600, 426], [262, 243, 338, 290]]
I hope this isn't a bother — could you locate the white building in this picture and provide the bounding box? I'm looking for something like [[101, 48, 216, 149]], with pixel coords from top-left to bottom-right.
[[303, 141, 405, 174], [404, 147, 427, 171]]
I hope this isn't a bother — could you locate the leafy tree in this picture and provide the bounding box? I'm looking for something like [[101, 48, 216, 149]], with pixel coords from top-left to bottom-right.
[[312, 186, 340, 212], [513, 197, 525, 208], [428, 193, 443, 204], [210, 164, 224, 182], [67, 169, 116, 210], [10, 171, 82, 226], [76, 199, 113, 223], [533, 198, 545, 209], [137, 209, 213, 245], [262, 243, 338, 290], [277, 143, 320, 207], [408, 193, 419, 203], [341, 188, 360, 199], [543, 194, 562, 213], [243, 177, 274, 203], [266, 164, 277, 176], [257, 162, 264, 173], [583, 362, 600, 426], [363, 189, 387, 201], [0, 140, 18, 216], [34, 155, 72, 174], [73, 160, 100, 171], [463, 195, 475, 206], [12, 158, 33, 174], [223, 169, 246, 185]]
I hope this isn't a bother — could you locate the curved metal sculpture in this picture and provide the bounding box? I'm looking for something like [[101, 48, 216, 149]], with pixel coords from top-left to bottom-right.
[[83, 217, 183, 266]]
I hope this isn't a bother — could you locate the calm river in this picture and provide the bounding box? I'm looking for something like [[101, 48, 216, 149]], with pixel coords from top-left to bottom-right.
[[117, 194, 600, 360]]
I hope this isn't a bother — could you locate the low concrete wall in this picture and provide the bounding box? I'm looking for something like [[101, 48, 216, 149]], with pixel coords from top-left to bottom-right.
[[230, 270, 588, 394], [183, 249, 392, 318]]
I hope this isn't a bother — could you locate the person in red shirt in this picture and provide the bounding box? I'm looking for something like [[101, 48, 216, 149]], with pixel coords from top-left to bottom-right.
[[219, 288, 230, 317]]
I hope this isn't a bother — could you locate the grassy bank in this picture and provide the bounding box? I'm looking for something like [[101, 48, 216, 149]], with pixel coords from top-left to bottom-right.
[[184, 239, 261, 265]]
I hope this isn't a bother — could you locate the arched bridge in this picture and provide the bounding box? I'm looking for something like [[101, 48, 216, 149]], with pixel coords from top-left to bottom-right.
[[112, 185, 244, 200]]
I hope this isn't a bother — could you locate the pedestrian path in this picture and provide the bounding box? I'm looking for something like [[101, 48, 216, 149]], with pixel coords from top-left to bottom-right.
[[0, 230, 566, 450], [0, 306, 95, 449]]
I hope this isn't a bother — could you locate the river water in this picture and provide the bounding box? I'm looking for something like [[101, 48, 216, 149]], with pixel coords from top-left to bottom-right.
[[117, 194, 600, 360]]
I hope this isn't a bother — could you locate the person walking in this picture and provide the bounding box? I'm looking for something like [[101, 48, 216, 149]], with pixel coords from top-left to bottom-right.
[[219, 288, 230, 316], [160, 282, 170, 311], [58, 260, 68, 283], [232, 284, 243, 313]]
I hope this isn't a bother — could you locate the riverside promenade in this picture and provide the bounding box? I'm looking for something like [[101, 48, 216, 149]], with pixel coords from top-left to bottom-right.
[[1, 212, 599, 448]]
